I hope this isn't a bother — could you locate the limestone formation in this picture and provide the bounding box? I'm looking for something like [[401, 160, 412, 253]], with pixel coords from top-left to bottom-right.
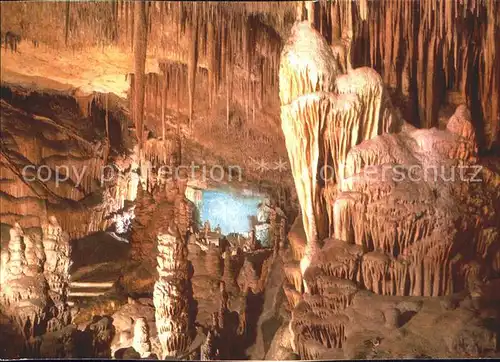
[[279, 19, 500, 359], [217, 281, 229, 330], [222, 251, 238, 291], [1, 222, 48, 330], [0, 2, 499, 360], [132, 317, 152, 358], [130, 184, 156, 261], [84, 316, 115, 358], [42, 216, 72, 304], [200, 329, 217, 360], [174, 193, 194, 240], [0, 216, 73, 344], [153, 225, 195, 359], [237, 258, 259, 294], [279, 22, 402, 289], [109, 297, 156, 358], [205, 244, 222, 277]]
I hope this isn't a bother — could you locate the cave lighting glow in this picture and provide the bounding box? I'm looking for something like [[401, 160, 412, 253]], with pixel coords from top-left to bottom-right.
[[200, 190, 263, 235]]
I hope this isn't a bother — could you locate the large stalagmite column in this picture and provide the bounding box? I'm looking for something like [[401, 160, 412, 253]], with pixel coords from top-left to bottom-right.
[[279, 21, 400, 292], [42, 216, 71, 306], [153, 225, 195, 359], [279, 22, 341, 289]]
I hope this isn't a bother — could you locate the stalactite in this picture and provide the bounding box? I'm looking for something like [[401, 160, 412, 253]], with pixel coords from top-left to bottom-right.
[[207, 19, 216, 108], [330, 1, 341, 40], [296, 1, 304, 21], [130, 0, 135, 51], [64, 0, 70, 46], [252, 80, 255, 124], [161, 74, 167, 158], [187, 4, 199, 128], [312, 0, 499, 149], [306, 1, 316, 28], [105, 93, 109, 161], [124, 1, 129, 41], [133, 0, 147, 147], [225, 23, 232, 132]]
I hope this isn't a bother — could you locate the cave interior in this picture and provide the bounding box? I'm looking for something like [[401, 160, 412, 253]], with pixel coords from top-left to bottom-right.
[[0, 0, 499, 360]]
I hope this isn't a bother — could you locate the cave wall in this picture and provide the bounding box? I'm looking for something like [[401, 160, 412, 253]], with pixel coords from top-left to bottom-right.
[[0, 86, 133, 240]]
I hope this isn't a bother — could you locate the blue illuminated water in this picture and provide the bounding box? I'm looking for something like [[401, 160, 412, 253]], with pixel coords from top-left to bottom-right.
[[200, 190, 263, 235]]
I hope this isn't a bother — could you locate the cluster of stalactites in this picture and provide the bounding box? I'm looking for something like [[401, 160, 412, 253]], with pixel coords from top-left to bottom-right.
[[117, 1, 285, 144], [313, 0, 499, 149], [4, 1, 286, 146]]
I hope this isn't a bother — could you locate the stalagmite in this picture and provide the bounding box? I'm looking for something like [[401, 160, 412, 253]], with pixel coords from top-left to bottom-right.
[[0, 217, 72, 341], [225, 24, 232, 132], [279, 21, 400, 290], [279, 22, 340, 285], [132, 317, 152, 358], [174, 192, 194, 240], [42, 216, 72, 305], [200, 329, 217, 360], [153, 225, 195, 359]]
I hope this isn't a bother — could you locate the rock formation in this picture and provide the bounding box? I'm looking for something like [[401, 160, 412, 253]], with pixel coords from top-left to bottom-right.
[[84, 316, 115, 358], [130, 184, 157, 261], [1, 1, 499, 359], [132, 317, 152, 358], [222, 251, 239, 292], [42, 216, 72, 307], [109, 297, 156, 358], [279, 20, 500, 360], [279, 22, 401, 288], [200, 329, 217, 360], [0, 92, 133, 241], [1, 223, 49, 338], [174, 191, 195, 241], [42, 216, 72, 335], [153, 225, 196, 359], [1, 216, 73, 337], [205, 244, 222, 277]]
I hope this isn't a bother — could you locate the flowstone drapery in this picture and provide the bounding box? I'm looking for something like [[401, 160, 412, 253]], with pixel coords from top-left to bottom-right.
[[279, 20, 500, 359]]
